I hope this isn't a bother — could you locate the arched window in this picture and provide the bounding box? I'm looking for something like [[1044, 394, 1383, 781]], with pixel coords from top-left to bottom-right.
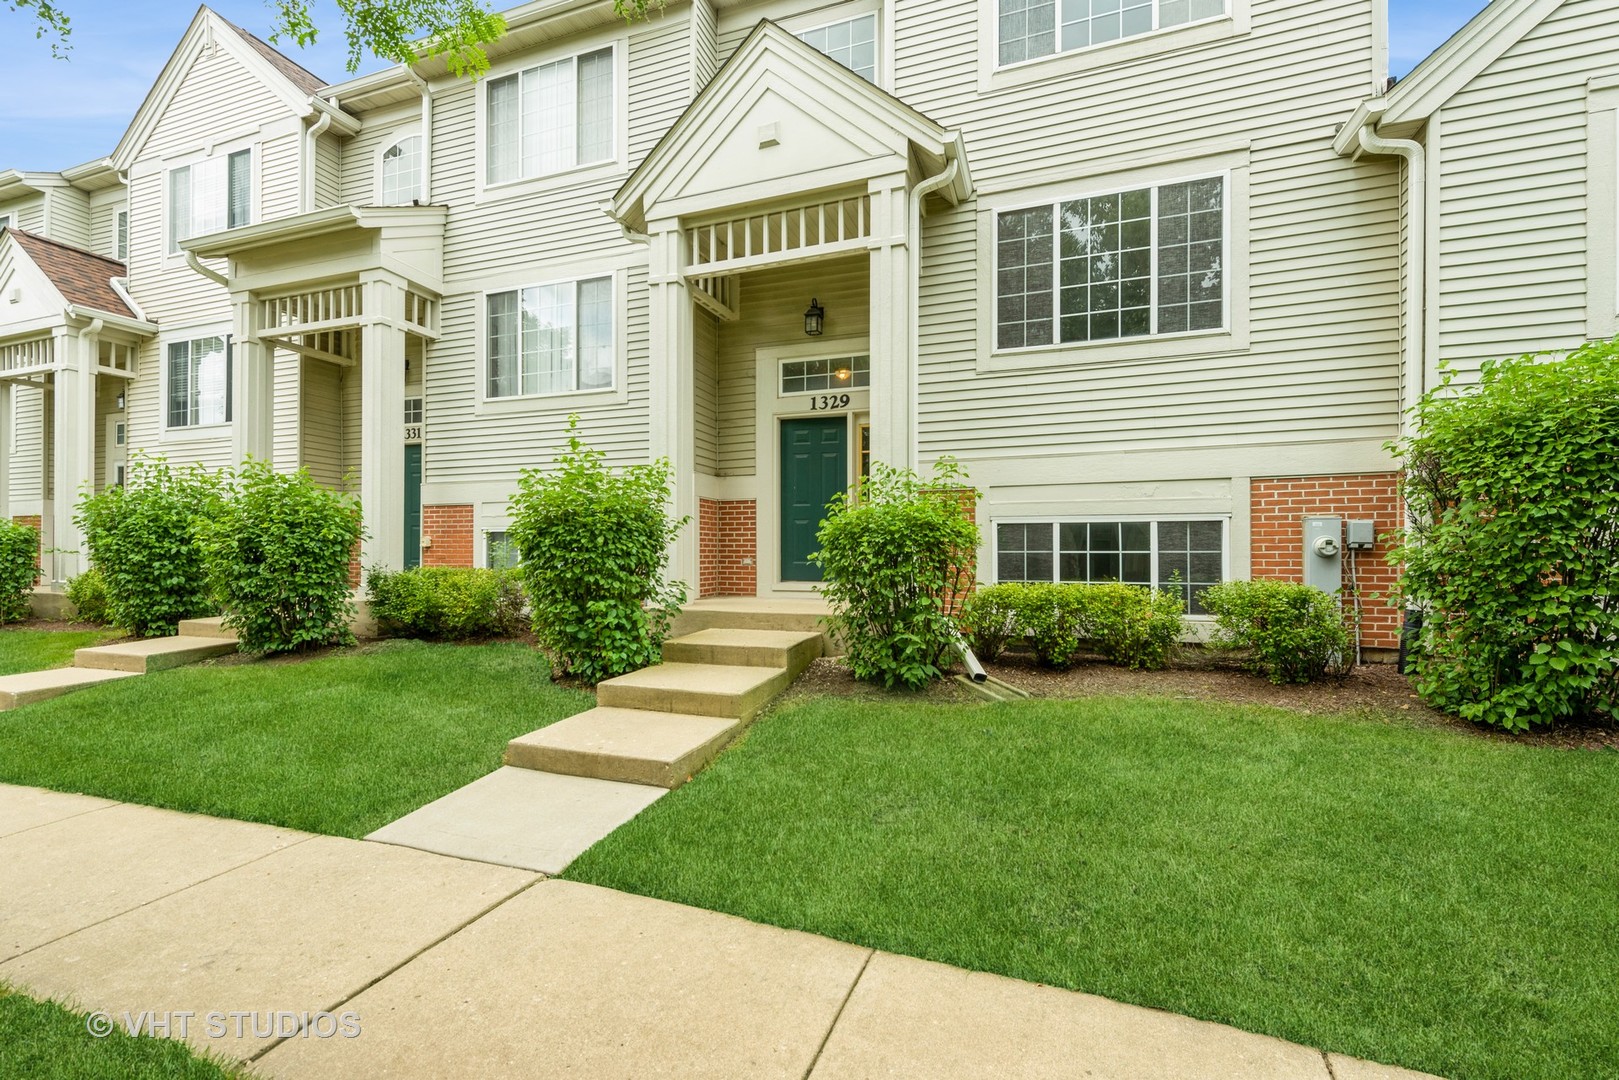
[[380, 134, 423, 206]]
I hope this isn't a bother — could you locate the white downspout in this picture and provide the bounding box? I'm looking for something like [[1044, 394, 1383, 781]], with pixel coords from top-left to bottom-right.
[[109, 278, 147, 322], [185, 249, 228, 288], [405, 70, 434, 203], [907, 154, 961, 467], [304, 109, 335, 214], [1357, 124, 1426, 430]]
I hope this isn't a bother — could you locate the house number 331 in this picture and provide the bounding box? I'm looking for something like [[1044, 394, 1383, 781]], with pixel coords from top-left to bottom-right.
[[808, 394, 852, 411]]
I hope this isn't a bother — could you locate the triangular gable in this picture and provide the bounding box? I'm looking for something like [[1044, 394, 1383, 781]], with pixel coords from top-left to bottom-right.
[[614, 21, 969, 231], [110, 6, 326, 171], [0, 229, 73, 327], [1381, 0, 1567, 125], [7, 229, 133, 318]]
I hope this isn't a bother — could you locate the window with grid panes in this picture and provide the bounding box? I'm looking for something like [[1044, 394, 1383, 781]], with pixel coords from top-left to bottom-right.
[[999, 0, 1227, 65], [996, 519, 1224, 614]]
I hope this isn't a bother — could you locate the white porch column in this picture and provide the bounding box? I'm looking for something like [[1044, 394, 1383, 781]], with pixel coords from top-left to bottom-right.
[[647, 219, 698, 594], [50, 326, 96, 582], [231, 293, 274, 466], [0, 379, 11, 523], [359, 272, 408, 572], [868, 177, 915, 470]]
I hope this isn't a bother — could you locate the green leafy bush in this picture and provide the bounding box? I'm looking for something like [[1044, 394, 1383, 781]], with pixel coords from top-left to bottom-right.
[[958, 583, 1022, 662], [1015, 583, 1090, 670], [1392, 341, 1619, 730], [508, 418, 687, 684], [0, 519, 41, 624], [815, 461, 979, 690], [195, 461, 364, 654], [367, 566, 527, 641], [1082, 581, 1185, 671], [65, 567, 109, 625], [961, 581, 1184, 670], [76, 457, 222, 637], [1202, 579, 1351, 685]]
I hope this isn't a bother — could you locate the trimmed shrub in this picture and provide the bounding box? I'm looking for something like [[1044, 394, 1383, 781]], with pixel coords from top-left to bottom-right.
[[76, 457, 222, 637], [508, 418, 687, 684], [815, 461, 979, 690], [959, 583, 1022, 662], [1016, 583, 1090, 670], [1202, 579, 1351, 685], [961, 581, 1184, 671], [0, 519, 41, 624], [367, 566, 527, 641], [65, 567, 110, 625], [1082, 581, 1185, 671], [1392, 341, 1619, 730], [195, 461, 364, 654]]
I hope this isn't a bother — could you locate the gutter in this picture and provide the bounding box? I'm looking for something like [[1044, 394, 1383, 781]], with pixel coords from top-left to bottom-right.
[[404, 70, 435, 203], [108, 279, 148, 323], [303, 109, 335, 214], [907, 150, 964, 468], [185, 249, 229, 289]]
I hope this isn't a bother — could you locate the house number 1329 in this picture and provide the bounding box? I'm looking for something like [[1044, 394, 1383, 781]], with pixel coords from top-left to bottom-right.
[[809, 394, 851, 411]]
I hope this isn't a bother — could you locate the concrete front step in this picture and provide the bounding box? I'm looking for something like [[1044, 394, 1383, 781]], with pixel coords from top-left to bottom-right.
[[597, 662, 790, 722], [662, 628, 821, 676], [507, 707, 740, 789], [175, 617, 239, 641], [74, 636, 238, 674], [672, 598, 834, 645], [0, 667, 141, 710]]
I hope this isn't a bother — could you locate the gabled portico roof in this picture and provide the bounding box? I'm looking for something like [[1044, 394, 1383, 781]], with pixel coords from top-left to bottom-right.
[[612, 21, 971, 234]]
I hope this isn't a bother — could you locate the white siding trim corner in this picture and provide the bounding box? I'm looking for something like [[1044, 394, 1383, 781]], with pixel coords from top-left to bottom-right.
[[1587, 78, 1619, 341]]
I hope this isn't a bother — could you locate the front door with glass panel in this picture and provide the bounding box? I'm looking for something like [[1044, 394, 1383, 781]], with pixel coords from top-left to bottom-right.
[[779, 417, 848, 582]]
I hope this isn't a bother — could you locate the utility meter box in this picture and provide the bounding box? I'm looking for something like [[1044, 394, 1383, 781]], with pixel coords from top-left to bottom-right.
[[1304, 516, 1343, 595], [1346, 519, 1376, 551]]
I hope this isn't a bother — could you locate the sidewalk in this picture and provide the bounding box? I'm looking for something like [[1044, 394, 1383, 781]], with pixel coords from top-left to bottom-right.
[[0, 784, 1442, 1079]]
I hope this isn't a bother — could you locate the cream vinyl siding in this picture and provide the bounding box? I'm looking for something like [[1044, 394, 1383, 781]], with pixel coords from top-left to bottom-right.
[[7, 386, 46, 506], [0, 197, 46, 234], [89, 192, 128, 260], [46, 189, 93, 250], [121, 40, 303, 472], [694, 307, 720, 474], [1431, 0, 1618, 380], [691, 0, 720, 87], [273, 349, 302, 472], [301, 359, 345, 489], [314, 132, 343, 209], [339, 105, 422, 205], [897, 0, 1401, 459]]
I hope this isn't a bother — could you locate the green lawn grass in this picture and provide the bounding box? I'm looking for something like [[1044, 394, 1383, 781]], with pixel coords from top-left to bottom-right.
[[0, 629, 121, 677], [0, 986, 244, 1080], [565, 695, 1619, 1080], [0, 641, 591, 837]]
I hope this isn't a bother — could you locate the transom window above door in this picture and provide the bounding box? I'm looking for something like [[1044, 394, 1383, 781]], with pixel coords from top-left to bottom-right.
[[796, 13, 878, 82], [486, 46, 615, 185], [998, 0, 1226, 66], [781, 355, 870, 395]]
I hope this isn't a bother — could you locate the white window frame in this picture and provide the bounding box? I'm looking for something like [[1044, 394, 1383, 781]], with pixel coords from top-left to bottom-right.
[[476, 33, 627, 201], [979, 0, 1248, 91], [158, 325, 234, 441], [115, 209, 129, 262], [991, 514, 1229, 617], [164, 141, 259, 259], [1587, 75, 1619, 341], [0, 214, 11, 231], [976, 145, 1250, 372], [479, 272, 622, 405], [376, 127, 425, 207], [790, 5, 882, 86]]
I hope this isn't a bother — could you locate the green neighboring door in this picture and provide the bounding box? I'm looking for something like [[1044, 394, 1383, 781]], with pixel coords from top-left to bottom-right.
[[404, 443, 423, 569], [780, 417, 848, 583]]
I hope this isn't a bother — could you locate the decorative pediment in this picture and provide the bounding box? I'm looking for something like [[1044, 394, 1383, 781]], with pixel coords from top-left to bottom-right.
[[614, 21, 970, 233]]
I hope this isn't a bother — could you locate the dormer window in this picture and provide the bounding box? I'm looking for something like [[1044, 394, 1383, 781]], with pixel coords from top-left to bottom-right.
[[380, 134, 424, 206], [168, 149, 251, 253], [998, 0, 1226, 66], [797, 13, 878, 83]]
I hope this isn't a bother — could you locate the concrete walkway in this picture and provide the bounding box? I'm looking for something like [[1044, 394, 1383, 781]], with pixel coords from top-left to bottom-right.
[[0, 784, 1444, 1080]]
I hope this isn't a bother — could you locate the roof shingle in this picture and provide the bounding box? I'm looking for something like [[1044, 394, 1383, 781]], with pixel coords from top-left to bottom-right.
[[218, 16, 329, 96], [5, 228, 136, 319]]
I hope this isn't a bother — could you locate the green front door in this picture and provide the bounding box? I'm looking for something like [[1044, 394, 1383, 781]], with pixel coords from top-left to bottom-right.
[[404, 444, 423, 569], [780, 417, 848, 582]]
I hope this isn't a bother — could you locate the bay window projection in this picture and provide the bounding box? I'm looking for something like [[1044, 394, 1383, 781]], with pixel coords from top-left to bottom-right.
[[996, 519, 1224, 614], [999, 0, 1226, 64], [997, 176, 1224, 349], [168, 150, 251, 252], [487, 47, 614, 184], [487, 276, 614, 398], [797, 14, 878, 82], [166, 336, 232, 429], [381, 136, 424, 205]]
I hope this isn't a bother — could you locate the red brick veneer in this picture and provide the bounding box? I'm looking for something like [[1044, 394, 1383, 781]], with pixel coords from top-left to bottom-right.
[[698, 498, 757, 598], [422, 505, 475, 568]]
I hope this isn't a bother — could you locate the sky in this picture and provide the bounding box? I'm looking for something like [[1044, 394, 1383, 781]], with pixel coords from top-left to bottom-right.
[[0, 1, 1492, 172]]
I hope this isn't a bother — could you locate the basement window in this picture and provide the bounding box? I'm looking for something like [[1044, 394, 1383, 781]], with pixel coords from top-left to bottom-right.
[[994, 517, 1224, 614]]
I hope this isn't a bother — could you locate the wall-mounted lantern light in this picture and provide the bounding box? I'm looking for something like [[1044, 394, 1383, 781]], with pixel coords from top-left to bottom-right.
[[804, 298, 825, 337], [115, 391, 126, 411]]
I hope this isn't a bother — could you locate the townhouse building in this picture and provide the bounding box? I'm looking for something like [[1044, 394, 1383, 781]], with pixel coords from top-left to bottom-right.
[[2, 0, 1612, 652]]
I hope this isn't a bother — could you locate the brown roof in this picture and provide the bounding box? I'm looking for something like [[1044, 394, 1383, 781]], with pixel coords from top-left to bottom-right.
[[5, 228, 136, 319], [218, 16, 329, 96]]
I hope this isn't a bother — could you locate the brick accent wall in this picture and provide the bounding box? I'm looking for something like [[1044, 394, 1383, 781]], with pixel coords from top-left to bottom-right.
[[698, 498, 756, 598], [422, 505, 475, 568], [933, 486, 980, 612], [1250, 474, 1402, 650]]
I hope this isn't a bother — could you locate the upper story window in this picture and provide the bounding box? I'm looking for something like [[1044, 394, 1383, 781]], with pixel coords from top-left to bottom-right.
[[168, 149, 251, 254], [486, 275, 614, 398], [166, 335, 232, 429], [486, 47, 615, 186], [998, 0, 1225, 66], [797, 13, 877, 82], [996, 175, 1224, 350], [115, 210, 129, 261], [381, 135, 424, 206]]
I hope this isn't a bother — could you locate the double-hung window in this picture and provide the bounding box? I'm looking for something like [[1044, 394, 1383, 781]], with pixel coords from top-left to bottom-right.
[[797, 13, 878, 82], [486, 47, 615, 185], [996, 518, 1224, 614], [999, 0, 1226, 65], [380, 135, 424, 205], [997, 175, 1224, 350], [487, 276, 614, 398], [166, 336, 232, 429], [168, 150, 251, 253]]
